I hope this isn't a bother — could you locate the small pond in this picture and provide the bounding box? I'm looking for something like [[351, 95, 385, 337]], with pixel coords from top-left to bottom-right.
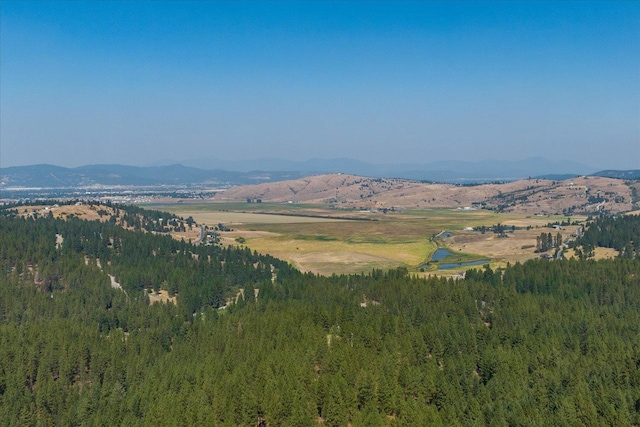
[[431, 248, 453, 261], [422, 248, 490, 270], [437, 231, 453, 238]]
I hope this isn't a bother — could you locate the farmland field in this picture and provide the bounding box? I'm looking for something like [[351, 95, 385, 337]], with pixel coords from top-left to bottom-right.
[[148, 202, 585, 275]]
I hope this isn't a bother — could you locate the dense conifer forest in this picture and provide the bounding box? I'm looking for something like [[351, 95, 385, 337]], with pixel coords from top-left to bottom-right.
[[1, 205, 639, 425]]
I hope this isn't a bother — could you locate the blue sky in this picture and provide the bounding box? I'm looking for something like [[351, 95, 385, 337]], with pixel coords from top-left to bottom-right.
[[1, 1, 639, 169]]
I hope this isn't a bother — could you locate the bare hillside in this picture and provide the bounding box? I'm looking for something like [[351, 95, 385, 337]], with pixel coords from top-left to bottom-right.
[[216, 174, 635, 215]]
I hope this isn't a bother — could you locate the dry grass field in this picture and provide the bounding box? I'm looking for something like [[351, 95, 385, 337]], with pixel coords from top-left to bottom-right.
[[443, 225, 581, 267], [177, 210, 345, 225], [163, 206, 436, 274], [155, 202, 588, 275], [590, 247, 619, 260], [18, 204, 111, 221], [563, 247, 619, 260], [14, 197, 620, 276]]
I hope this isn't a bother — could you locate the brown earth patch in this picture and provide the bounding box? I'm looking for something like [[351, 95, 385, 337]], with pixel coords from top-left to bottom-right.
[[148, 290, 176, 305]]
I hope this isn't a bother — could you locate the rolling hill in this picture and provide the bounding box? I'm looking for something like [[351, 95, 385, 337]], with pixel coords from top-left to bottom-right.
[[216, 174, 636, 215], [2, 162, 638, 215]]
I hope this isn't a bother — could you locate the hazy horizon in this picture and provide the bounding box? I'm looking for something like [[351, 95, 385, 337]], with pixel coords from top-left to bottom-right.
[[1, 1, 639, 170], [2, 156, 604, 175]]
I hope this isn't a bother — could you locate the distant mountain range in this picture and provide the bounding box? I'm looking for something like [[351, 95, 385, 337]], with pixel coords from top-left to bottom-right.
[[0, 164, 308, 188], [175, 156, 598, 182], [0, 158, 637, 189]]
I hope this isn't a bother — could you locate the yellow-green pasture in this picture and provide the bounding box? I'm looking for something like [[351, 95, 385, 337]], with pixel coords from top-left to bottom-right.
[[148, 202, 583, 275]]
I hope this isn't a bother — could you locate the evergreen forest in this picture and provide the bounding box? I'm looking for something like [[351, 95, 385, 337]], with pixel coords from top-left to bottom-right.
[[1, 205, 639, 426]]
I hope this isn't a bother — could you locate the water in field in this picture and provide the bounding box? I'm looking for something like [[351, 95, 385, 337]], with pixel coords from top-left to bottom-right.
[[438, 259, 490, 270], [424, 248, 490, 270], [431, 248, 453, 261]]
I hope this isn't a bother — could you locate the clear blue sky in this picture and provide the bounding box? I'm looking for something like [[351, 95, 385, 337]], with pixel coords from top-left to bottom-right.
[[1, 1, 639, 169]]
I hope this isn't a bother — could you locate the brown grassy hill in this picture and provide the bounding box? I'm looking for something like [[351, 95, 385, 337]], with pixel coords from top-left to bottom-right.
[[482, 176, 633, 215], [215, 174, 635, 215], [18, 203, 201, 242]]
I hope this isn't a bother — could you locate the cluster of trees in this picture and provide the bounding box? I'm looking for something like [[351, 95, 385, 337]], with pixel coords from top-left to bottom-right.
[[535, 232, 562, 253], [106, 203, 193, 234], [546, 218, 574, 227], [1, 206, 639, 425], [473, 224, 516, 235], [571, 215, 640, 259]]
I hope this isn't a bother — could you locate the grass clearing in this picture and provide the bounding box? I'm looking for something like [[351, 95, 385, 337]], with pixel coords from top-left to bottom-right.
[[592, 247, 619, 260]]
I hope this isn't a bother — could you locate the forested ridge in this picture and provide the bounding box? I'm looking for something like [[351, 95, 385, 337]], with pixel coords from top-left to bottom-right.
[[571, 214, 640, 259], [1, 207, 639, 426]]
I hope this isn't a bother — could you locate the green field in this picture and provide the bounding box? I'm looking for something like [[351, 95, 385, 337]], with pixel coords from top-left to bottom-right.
[[148, 202, 582, 275]]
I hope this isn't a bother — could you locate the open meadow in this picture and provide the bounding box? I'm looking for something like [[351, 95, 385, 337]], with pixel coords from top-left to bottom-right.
[[149, 202, 585, 275]]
